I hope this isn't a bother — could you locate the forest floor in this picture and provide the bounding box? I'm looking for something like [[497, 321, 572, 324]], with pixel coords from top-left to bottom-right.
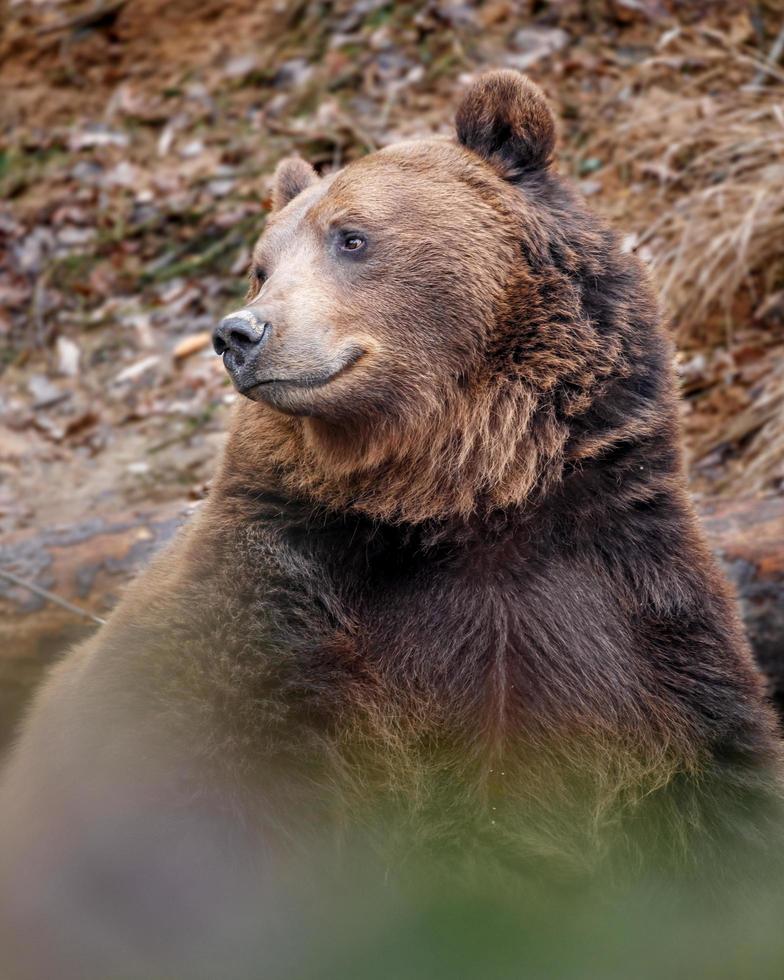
[[1, 0, 783, 539]]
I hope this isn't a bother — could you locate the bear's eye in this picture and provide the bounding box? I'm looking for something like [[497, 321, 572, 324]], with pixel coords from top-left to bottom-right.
[[340, 233, 366, 253], [246, 266, 266, 301]]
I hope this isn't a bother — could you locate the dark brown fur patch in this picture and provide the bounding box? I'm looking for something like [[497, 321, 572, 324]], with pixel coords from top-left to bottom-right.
[[456, 70, 557, 177]]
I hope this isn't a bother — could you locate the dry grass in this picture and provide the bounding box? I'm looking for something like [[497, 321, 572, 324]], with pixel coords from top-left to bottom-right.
[[586, 24, 784, 495], [591, 26, 784, 333], [716, 358, 784, 494], [619, 95, 784, 333]]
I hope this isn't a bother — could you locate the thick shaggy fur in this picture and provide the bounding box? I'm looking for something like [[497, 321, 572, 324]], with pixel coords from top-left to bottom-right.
[[1, 71, 782, 976]]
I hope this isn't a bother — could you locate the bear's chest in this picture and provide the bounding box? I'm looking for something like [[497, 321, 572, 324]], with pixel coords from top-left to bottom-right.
[[195, 523, 694, 866], [235, 519, 645, 742]]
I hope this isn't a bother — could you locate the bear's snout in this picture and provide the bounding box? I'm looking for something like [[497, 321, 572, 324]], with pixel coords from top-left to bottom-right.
[[213, 309, 271, 389]]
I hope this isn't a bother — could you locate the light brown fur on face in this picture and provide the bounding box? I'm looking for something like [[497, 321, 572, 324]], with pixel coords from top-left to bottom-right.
[[218, 138, 555, 521], [241, 141, 520, 414], [218, 126, 654, 524]]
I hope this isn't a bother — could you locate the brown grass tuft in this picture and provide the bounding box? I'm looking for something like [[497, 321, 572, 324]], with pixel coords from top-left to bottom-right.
[[590, 27, 784, 333], [586, 26, 784, 495]]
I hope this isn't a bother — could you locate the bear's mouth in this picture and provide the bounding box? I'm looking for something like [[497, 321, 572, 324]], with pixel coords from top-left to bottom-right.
[[236, 346, 364, 401]]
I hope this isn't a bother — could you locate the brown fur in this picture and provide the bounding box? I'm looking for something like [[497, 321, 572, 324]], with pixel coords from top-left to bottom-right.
[[270, 155, 317, 212], [223, 137, 642, 524], [1, 71, 782, 978]]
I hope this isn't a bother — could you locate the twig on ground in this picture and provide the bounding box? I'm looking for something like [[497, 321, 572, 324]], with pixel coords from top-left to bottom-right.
[[35, 1, 128, 37], [749, 21, 784, 88], [0, 569, 106, 626]]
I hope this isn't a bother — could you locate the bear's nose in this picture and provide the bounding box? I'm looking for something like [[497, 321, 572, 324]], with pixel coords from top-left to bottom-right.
[[212, 309, 270, 358]]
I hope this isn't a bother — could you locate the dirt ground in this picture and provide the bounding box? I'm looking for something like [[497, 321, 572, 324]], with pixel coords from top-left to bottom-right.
[[1, 0, 783, 541]]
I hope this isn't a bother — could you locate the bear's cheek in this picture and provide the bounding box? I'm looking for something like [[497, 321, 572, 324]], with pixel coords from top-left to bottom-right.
[[341, 278, 488, 379]]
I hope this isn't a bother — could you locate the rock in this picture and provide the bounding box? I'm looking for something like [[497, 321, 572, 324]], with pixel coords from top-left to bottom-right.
[[57, 226, 96, 247], [507, 28, 570, 71], [55, 337, 81, 377], [578, 179, 603, 196], [223, 54, 260, 80], [179, 138, 205, 159], [273, 58, 314, 89], [27, 375, 68, 410], [103, 161, 141, 188], [68, 126, 129, 151]]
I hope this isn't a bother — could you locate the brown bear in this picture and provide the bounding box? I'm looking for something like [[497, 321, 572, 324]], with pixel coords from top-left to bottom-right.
[[1, 70, 782, 977]]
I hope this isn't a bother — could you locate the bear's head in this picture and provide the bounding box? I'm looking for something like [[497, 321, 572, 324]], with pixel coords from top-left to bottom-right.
[[214, 71, 669, 524]]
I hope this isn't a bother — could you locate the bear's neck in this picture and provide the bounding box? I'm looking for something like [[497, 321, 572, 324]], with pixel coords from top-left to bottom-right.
[[211, 377, 571, 528], [212, 358, 678, 534]]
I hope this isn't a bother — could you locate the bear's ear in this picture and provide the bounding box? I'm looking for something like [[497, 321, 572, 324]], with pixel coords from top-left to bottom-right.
[[455, 70, 556, 179], [271, 156, 318, 211]]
